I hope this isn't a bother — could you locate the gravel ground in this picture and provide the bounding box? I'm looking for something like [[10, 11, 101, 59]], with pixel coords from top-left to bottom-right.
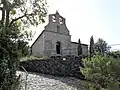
[[16, 71, 88, 90]]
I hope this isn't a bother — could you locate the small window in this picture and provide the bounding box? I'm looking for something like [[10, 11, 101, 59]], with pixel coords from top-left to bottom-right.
[[52, 15, 56, 22], [59, 18, 63, 24]]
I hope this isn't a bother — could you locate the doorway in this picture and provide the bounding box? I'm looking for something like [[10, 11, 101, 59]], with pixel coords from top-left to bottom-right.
[[56, 42, 61, 54]]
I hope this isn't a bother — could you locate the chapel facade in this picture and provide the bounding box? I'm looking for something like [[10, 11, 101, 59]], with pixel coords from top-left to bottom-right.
[[31, 11, 88, 57]]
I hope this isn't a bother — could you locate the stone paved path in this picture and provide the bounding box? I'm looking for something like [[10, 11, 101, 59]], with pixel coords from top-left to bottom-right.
[[16, 71, 87, 90]]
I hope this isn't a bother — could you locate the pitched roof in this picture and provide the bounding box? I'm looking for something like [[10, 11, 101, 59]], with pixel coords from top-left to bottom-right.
[[31, 30, 45, 48], [71, 42, 88, 46], [31, 30, 88, 48]]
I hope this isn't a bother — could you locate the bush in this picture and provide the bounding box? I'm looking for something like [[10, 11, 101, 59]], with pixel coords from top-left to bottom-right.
[[81, 53, 120, 89], [20, 56, 84, 79]]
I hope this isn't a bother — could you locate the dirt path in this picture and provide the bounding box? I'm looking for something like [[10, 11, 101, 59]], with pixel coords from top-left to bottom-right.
[[17, 71, 88, 90]]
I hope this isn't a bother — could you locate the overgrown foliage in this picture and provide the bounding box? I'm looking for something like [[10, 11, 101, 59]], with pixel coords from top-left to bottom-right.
[[0, 0, 47, 89], [82, 36, 120, 89], [0, 25, 23, 89], [20, 56, 84, 79], [81, 53, 120, 89], [94, 38, 110, 54], [107, 51, 120, 58], [0, 0, 47, 27]]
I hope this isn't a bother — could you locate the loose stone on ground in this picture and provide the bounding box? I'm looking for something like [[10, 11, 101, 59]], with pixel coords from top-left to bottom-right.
[[16, 71, 87, 90]]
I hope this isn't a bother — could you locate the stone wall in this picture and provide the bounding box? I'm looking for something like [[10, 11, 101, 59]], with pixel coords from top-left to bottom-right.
[[20, 56, 85, 79], [31, 32, 44, 56], [43, 30, 71, 56]]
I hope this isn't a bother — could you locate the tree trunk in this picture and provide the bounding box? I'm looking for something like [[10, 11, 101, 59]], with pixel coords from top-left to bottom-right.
[[5, 10, 10, 27], [1, 0, 5, 25], [5, 0, 10, 27]]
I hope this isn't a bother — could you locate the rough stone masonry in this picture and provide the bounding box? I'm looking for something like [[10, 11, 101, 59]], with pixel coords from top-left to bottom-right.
[[31, 11, 88, 57]]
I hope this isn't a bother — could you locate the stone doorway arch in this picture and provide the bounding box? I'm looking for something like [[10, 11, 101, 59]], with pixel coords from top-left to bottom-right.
[[56, 41, 61, 54]]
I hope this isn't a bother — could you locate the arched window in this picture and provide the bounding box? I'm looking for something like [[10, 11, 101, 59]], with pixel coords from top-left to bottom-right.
[[52, 15, 56, 22], [59, 17, 63, 24], [56, 41, 61, 54]]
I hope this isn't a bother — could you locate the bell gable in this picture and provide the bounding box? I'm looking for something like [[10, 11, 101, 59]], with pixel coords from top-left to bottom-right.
[[44, 11, 69, 35]]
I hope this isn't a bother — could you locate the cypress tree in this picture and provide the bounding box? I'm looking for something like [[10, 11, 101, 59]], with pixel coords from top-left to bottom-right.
[[78, 38, 82, 56], [89, 36, 94, 59]]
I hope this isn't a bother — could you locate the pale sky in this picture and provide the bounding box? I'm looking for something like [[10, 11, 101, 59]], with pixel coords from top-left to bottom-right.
[[34, 0, 120, 51], [0, 0, 120, 51]]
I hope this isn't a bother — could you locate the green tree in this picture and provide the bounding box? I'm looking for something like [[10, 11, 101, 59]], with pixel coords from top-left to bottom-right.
[[89, 36, 94, 60], [0, 0, 47, 89], [81, 53, 120, 89], [94, 38, 110, 54], [107, 51, 120, 58], [0, 0, 47, 27], [78, 38, 82, 56]]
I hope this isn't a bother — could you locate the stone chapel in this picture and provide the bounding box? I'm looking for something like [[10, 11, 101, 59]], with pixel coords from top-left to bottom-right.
[[31, 11, 88, 57]]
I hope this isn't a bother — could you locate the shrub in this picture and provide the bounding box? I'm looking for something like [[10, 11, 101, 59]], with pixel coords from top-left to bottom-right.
[[20, 56, 84, 79], [81, 53, 120, 89]]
